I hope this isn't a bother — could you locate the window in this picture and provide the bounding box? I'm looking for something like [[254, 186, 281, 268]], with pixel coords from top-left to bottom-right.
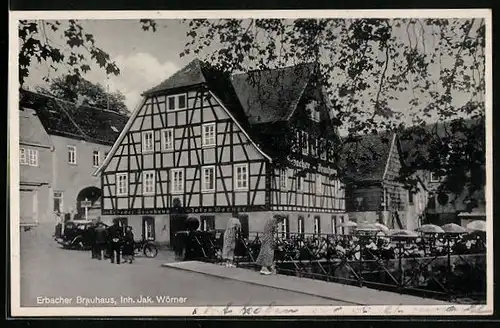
[[53, 191, 63, 212], [202, 123, 216, 147], [161, 129, 174, 151], [301, 131, 309, 155], [296, 175, 304, 192], [167, 94, 187, 111], [428, 194, 436, 209], [314, 216, 321, 235], [142, 171, 155, 195], [68, 146, 76, 164], [116, 173, 128, 196], [320, 139, 327, 160], [312, 109, 320, 122], [280, 168, 287, 190], [234, 164, 248, 190], [200, 216, 215, 231], [316, 175, 323, 195], [202, 166, 215, 192], [430, 172, 440, 183], [277, 216, 289, 238], [307, 100, 320, 122], [93, 150, 100, 167], [142, 131, 154, 153], [20, 148, 27, 165], [331, 216, 337, 234], [171, 169, 184, 194], [27, 149, 38, 166], [408, 190, 414, 205], [298, 216, 305, 236], [311, 138, 318, 156]]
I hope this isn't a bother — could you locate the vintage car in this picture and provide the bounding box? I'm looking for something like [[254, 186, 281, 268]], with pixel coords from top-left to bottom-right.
[[55, 220, 107, 250]]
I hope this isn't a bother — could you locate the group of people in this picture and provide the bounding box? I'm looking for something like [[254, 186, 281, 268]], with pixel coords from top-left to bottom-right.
[[222, 212, 278, 275], [87, 219, 136, 265]]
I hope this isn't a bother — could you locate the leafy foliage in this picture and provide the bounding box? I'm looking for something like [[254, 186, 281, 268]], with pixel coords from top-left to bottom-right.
[[35, 75, 129, 114], [175, 18, 486, 200], [18, 20, 121, 86]]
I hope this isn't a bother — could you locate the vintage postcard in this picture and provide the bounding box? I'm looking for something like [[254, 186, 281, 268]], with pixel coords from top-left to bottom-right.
[[8, 9, 493, 317]]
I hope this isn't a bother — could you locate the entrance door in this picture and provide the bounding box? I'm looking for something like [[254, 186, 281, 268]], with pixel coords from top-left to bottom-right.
[[238, 214, 249, 239], [142, 216, 155, 241], [170, 214, 188, 244]]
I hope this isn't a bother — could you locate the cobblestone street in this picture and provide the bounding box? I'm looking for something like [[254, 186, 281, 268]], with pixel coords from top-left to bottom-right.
[[19, 224, 343, 307]]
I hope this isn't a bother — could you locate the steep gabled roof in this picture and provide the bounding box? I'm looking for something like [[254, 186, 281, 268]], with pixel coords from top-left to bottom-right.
[[19, 107, 52, 147], [19, 89, 129, 146], [142, 59, 207, 95], [230, 63, 316, 124], [340, 132, 396, 182]]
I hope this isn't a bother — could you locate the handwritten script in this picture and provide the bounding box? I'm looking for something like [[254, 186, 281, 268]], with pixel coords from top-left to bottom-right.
[[189, 303, 492, 316]]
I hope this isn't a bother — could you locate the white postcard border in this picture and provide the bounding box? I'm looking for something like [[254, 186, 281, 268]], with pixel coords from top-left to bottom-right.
[[8, 9, 494, 317]]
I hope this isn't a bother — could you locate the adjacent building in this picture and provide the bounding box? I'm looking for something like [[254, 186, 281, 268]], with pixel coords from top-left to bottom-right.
[[398, 118, 486, 226], [19, 89, 128, 225], [341, 133, 427, 230], [95, 59, 347, 244]]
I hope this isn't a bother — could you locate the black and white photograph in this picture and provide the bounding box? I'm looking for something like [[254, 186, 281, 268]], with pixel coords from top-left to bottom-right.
[[9, 10, 492, 316]]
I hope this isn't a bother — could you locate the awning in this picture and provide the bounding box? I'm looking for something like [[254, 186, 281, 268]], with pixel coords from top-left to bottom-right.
[[457, 212, 486, 217]]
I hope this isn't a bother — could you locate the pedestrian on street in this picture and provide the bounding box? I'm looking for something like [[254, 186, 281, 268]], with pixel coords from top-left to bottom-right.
[[107, 219, 123, 264], [87, 222, 97, 259], [54, 210, 62, 238], [222, 212, 241, 267], [122, 226, 135, 264], [255, 214, 278, 275], [94, 222, 108, 260]]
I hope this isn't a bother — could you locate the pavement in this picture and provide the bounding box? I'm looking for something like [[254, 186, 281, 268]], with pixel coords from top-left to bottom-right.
[[163, 261, 450, 306], [18, 224, 348, 307]]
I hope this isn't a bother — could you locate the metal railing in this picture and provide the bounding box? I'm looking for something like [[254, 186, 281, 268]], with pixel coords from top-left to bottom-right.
[[176, 230, 486, 302]]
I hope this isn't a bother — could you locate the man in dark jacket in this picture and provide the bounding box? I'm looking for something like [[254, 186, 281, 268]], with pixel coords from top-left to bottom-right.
[[87, 223, 97, 259], [94, 222, 108, 260], [107, 219, 123, 264]]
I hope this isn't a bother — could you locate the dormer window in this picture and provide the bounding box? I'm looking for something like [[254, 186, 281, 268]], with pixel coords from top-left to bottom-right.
[[430, 172, 441, 183], [110, 126, 119, 133], [306, 100, 320, 122], [167, 94, 187, 111]]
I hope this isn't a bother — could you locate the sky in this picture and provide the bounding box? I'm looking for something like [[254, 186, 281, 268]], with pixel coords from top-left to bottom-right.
[[22, 18, 484, 129], [24, 19, 204, 110]]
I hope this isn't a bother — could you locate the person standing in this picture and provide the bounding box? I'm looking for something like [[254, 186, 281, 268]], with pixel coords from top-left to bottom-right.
[[54, 210, 62, 238], [88, 222, 97, 259], [255, 214, 278, 275], [94, 222, 108, 260], [222, 213, 242, 267], [107, 219, 123, 264], [122, 226, 135, 264]]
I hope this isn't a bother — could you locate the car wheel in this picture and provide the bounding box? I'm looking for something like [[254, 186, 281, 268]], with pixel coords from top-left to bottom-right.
[[144, 244, 158, 258]]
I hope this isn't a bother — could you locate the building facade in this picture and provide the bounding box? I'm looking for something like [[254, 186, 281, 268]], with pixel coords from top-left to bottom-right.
[[95, 59, 347, 244], [343, 133, 426, 230], [19, 90, 128, 225]]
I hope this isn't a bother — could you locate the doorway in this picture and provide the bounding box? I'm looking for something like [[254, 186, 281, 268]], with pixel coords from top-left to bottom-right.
[[169, 214, 188, 244], [238, 214, 249, 239], [142, 216, 155, 241]]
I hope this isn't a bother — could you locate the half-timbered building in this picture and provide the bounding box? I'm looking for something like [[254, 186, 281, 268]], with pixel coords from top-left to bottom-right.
[[341, 132, 427, 230], [94, 59, 347, 244]]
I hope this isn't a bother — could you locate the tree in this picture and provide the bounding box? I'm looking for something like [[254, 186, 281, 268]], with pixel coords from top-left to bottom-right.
[[36, 75, 129, 114], [176, 18, 486, 200], [18, 18, 486, 199]]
